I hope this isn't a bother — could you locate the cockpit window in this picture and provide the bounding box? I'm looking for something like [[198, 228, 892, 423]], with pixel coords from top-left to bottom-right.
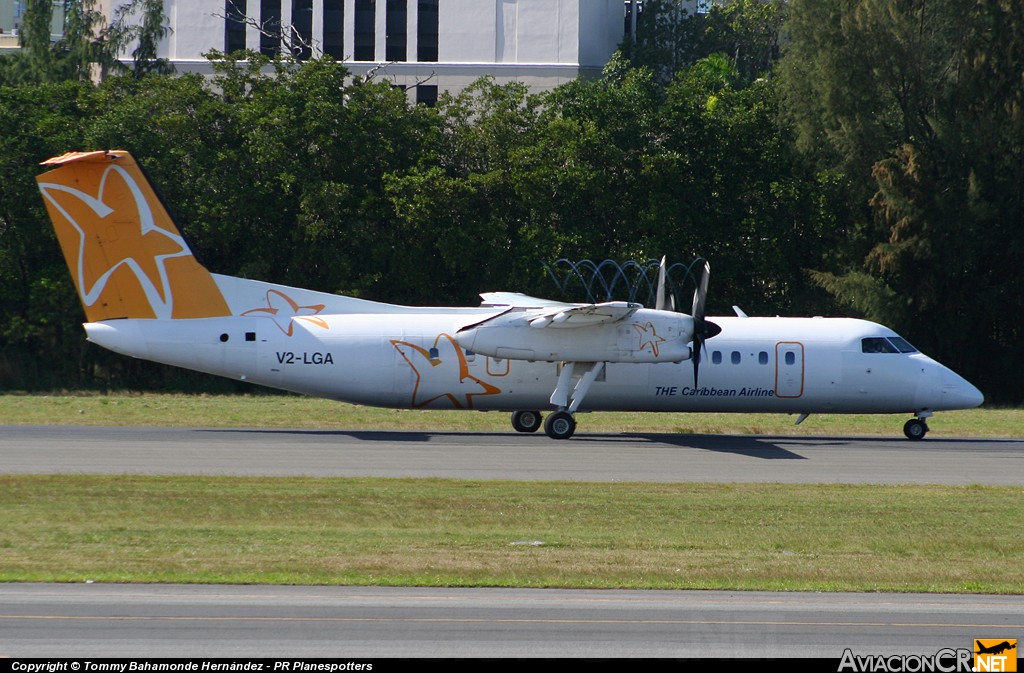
[[862, 337, 898, 353], [887, 336, 918, 353]]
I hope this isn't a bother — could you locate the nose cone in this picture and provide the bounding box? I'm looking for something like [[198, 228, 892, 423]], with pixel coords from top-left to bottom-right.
[[939, 369, 984, 410]]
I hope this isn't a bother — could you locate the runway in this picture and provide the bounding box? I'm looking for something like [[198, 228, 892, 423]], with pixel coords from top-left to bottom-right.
[[2, 425, 1022, 484], [3, 426, 1022, 658], [1, 584, 1021, 658]]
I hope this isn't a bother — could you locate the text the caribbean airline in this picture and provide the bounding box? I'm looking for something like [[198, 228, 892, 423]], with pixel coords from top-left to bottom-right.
[[36, 150, 984, 440]]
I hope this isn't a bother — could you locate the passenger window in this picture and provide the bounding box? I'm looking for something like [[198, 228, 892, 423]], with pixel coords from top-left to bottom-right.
[[731, 351, 741, 365], [759, 351, 768, 365], [785, 351, 795, 365], [428, 347, 439, 359], [862, 337, 898, 354], [712, 351, 722, 365]]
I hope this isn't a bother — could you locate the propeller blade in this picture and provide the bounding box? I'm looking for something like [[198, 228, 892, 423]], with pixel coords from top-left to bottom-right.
[[693, 336, 702, 388], [655, 256, 667, 311], [691, 260, 710, 320], [690, 261, 718, 388]]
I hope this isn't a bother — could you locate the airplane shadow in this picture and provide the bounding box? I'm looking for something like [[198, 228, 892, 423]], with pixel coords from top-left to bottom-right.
[[581, 432, 809, 459], [201, 428, 821, 459]]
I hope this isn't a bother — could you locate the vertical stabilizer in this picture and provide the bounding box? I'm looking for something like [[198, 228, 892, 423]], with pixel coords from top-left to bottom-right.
[[37, 150, 231, 321]]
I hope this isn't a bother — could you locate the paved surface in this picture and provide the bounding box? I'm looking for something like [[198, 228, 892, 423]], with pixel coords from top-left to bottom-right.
[[1, 584, 1021, 658], [3, 426, 1021, 659], [2, 425, 1022, 484]]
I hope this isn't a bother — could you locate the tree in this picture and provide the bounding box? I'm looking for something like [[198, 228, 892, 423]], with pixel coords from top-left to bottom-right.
[[102, 0, 174, 77], [781, 0, 1024, 402], [0, 0, 172, 85], [626, 0, 787, 85]]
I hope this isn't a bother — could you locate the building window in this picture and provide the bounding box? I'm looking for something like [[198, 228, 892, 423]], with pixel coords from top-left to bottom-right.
[[323, 0, 344, 59], [415, 84, 438, 106], [624, 0, 643, 42], [417, 0, 438, 62], [385, 0, 407, 61], [354, 0, 376, 61], [291, 0, 313, 59], [260, 0, 281, 56], [225, 0, 247, 53]]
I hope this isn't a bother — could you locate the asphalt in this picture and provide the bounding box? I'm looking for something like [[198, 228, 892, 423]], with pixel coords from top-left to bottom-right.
[[2, 425, 1021, 658], [1, 584, 1021, 658], [3, 425, 1023, 484]]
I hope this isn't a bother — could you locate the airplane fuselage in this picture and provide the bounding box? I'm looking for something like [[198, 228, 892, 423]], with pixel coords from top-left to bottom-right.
[[37, 150, 983, 440], [85, 311, 982, 417]]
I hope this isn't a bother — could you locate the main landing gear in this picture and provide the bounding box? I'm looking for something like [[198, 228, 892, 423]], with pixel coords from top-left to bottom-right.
[[510, 361, 604, 440], [903, 412, 932, 440], [509, 408, 578, 440], [511, 409, 542, 433], [543, 410, 576, 440]]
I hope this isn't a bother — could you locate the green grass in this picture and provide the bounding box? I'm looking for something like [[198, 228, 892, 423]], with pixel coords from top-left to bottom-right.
[[2, 394, 1019, 593], [0, 392, 1019, 437], [1, 476, 1021, 593]]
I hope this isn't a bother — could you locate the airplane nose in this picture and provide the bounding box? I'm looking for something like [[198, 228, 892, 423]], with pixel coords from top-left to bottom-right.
[[941, 369, 984, 409]]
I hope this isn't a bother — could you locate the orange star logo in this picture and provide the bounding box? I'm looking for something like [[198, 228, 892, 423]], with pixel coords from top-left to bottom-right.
[[242, 289, 329, 336], [633, 321, 666, 357], [39, 163, 193, 319], [391, 333, 502, 409]]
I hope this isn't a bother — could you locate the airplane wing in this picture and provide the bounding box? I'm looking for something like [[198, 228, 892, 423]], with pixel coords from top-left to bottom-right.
[[479, 293, 641, 327], [522, 301, 641, 328], [479, 292, 574, 309]]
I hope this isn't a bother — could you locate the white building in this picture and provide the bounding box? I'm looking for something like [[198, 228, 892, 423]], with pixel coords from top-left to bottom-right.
[[0, 0, 66, 54], [104, 0, 628, 102]]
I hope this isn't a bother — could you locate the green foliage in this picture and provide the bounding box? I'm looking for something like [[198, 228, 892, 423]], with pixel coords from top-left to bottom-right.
[[781, 0, 1024, 402], [627, 0, 786, 85], [103, 0, 175, 77], [0, 0, 173, 86], [0, 3, 1020, 403]]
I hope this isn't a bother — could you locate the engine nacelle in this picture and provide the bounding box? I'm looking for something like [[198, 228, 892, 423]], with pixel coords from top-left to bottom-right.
[[456, 308, 694, 363]]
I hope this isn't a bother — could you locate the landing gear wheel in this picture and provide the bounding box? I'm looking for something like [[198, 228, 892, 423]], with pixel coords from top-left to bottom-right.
[[511, 410, 542, 433], [903, 418, 929, 440], [543, 410, 576, 440]]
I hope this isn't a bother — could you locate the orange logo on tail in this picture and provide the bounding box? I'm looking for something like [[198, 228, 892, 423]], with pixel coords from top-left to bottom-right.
[[242, 289, 330, 336], [37, 151, 230, 322]]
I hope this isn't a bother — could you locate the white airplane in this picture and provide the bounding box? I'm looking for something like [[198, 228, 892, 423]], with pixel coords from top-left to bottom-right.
[[37, 150, 984, 440]]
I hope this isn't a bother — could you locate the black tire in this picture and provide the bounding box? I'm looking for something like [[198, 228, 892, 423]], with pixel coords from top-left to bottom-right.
[[511, 410, 542, 433], [543, 410, 576, 440], [903, 418, 928, 440]]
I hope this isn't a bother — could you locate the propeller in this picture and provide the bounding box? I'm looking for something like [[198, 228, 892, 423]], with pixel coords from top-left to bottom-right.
[[655, 256, 667, 311], [689, 261, 722, 388]]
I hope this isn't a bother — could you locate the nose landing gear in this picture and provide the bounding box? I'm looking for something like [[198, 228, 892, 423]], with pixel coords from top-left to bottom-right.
[[903, 412, 932, 440]]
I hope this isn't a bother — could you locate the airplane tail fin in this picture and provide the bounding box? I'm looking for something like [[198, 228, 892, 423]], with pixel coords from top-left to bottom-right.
[[37, 150, 231, 322]]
